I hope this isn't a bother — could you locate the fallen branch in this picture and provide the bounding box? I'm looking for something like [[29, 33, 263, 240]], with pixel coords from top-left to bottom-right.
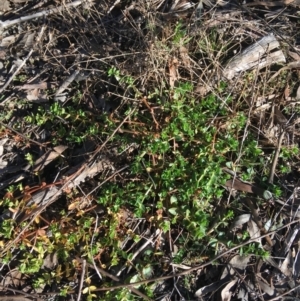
[[223, 34, 286, 80], [0, 1, 92, 32]]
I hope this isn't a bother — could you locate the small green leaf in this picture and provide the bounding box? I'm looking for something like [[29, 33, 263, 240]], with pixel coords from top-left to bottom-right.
[[170, 195, 178, 204], [168, 208, 177, 215], [263, 190, 272, 200]]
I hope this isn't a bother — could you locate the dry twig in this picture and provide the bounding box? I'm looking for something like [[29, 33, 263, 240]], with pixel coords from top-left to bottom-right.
[[77, 259, 86, 301], [0, 1, 92, 31], [268, 129, 285, 184]]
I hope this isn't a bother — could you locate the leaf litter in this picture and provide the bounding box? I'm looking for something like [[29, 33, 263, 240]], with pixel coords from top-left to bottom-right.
[[0, 0, 300, 300]]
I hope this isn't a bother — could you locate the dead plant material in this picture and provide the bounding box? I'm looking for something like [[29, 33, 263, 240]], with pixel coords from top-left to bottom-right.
[[141, 96, 160, 130], [225, 178, 266, 197], [168, 57, 179, 89], [268, 129, 285, 184], [245, 0, 300, 6], [0, 0, 93, 32], [32, 145, 67, 172], [224, 34, 286, 80]]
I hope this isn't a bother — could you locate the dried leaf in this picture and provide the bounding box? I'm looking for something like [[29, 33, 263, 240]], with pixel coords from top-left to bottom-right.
[[33, 145, 67, 172], [26, 88, 48, 103], [171, 0, 193, 11], [281, 250, 292, 277], [168, 57, 179, 89], [230, 214, 251, 230], [54, 93, 68, 103], [68, 201, 80, 211], [289, 51, 300, 61], [55, 70, 80, 98], [22, 32, 36, 50], [274, 106, 288, 125], [284, 85, 291, 99], [195, 77, 211, 96], [0, 138, 8, 146], [0, 269, 28, 291], [42, 252, 58, 270], [179, 46, 191, 69], [0, 0, 11, 12], [247, 219, 261, 244], [0, 35, 16, 48], [296, 85, 300, 100], [36, 228, 46, 236], [221, 279, 238, 301], [0, 160, 8, 169], [11, 0, 29, 2], [195, 278, 230, 297], [19, 82, 55, 90], [26, 88, 39, 101], [69, 158, 113, 187], [221, 255, 251, 279], [294, 250, 300, 279], [237, 287, 248, 301], [225, 179, 265, 197], [257, 279, 275, 296]]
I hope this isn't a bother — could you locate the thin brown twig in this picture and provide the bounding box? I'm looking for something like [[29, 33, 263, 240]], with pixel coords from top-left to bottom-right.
[[0, 1, 91, 31], [93, 220, 300, 291], [0, 109, 136, 257], [77, 259, 86, 301], [0, 164, 86, 257], [0, 285, 42, 300], [85, 258, 154, 301], [0, 25, 45, 93], [0, 50, 33, 93], [26, 218, 300, 297], [88, 107, 136, 163], [0, 120, 48, 149], [268, 129, 285, 184], [85, 165, 129, 198]]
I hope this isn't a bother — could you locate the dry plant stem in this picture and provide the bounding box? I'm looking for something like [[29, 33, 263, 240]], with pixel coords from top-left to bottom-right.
[[0, 110, 136, 256], [93, 222, 300, 291], [116, 229, 161, 277], [85, 165, 129, 198], [88, 107, 136, 162], [77, 259, 86, 301], [76, 260, 154, 301], [0, 25, 45, 92], [0, 120, 48, 148], [77, 218, 155, 301], [36, 218, 300, 297], [55, 69, 80, 97], [241, 4, 300, 56], [245, 198, 273, 246], [0, 164, 86, 257], [0, 296, 40, 301], [90, 214, 103, 280], [0, 50, 33, 93], [76, 257, 119, 282], [268, 129, 285, 184], [0, 285, 42, 300], [0, 1, 91, 31]]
